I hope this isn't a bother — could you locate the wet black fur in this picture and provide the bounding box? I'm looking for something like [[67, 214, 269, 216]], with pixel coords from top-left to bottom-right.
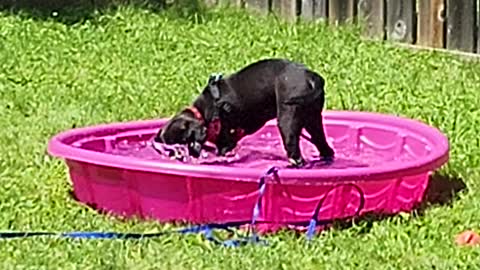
[[154, 58, 335, 167]]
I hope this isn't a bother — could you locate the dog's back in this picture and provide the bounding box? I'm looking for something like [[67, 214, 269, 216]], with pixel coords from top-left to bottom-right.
[[225, 58, 325, 109], [218, 58, 326, 133]]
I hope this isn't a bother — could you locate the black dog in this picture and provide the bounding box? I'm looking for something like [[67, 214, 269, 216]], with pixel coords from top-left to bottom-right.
[[154, 58, 334, 167]]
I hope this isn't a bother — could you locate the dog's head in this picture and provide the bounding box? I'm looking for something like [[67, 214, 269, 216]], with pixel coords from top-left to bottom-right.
[[154, 111, 207, 158]]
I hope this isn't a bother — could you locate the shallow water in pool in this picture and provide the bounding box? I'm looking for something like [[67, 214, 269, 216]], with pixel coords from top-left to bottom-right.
[[106, 129, 419, 170]]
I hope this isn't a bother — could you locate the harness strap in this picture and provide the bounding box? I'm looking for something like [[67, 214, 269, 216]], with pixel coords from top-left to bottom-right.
[[185, 106, 223, 143], [208, 73, 223, 101], [186, 106, 204, 124]]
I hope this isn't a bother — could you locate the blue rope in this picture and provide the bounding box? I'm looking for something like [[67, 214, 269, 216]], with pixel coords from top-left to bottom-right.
[[0, 167, 364, 247], [306, 183, 365, 241], [0, 224, 231, 240], [245, 166, 279, 245]]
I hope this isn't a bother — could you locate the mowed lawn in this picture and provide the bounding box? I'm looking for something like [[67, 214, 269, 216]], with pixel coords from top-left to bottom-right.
[[1, 3, 480, 269]]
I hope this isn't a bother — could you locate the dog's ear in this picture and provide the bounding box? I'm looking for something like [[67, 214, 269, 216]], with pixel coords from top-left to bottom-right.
[[180, 120, 189, 131], [172, 117, 189, 132], [154, 128, 165, 143]]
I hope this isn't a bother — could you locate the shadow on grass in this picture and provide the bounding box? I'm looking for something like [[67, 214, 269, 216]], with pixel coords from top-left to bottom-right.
[[0, 0, 211, 25], [328, 173, 467, 234]]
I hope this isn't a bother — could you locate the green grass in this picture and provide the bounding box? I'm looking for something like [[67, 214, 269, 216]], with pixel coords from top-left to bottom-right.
[[1, 3, 480, 269]]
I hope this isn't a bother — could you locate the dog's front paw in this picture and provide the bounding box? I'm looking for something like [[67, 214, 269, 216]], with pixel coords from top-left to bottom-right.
[[216, 143, 237, 157], [288, 157, 305, 168], [217, 146, 232, 156], [217, 148, 227, 156]]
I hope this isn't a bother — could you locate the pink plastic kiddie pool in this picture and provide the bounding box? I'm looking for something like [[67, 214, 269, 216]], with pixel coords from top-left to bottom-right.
[[47, 110, 449, 232]]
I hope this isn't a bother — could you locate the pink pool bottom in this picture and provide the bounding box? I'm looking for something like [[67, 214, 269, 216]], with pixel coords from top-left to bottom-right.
[[49, 111, 449, 233]]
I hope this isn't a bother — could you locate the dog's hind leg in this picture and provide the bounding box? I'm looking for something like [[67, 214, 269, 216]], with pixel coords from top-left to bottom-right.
[[304, 110, 335, 159], [277, 104, 306, 167]]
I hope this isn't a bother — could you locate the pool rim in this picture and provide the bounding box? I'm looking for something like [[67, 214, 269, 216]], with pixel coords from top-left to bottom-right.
[[47, 110, 450, 183]]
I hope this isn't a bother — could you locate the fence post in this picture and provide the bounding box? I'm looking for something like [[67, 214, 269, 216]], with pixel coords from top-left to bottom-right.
[[385, 0, 415, 43], [301, 0, 328, 21], [300, 0, 315, 21], [218, 0, 243, 7], [271, 0, 296, 21], [313, 0, 328, 20], [446, 0, 477, 52], [357, 0, 385, 40], [478, 3, 480, 53], [282, 0, 298, 21], [204, 0, 218, 7], [417, 0, 445, 48], [301, 0, 314, 20], [328, 0, 356, 25], [245, 0, 270, 15]]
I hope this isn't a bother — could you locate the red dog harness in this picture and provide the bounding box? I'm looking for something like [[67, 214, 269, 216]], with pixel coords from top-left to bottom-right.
[[186, 106, 245, 144]]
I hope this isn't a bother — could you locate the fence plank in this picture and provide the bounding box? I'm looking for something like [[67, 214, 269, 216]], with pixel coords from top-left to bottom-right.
[[386, 0, 415, 43], [313, 0, 328, 19], [221, 0, 244, 7], [302, 0, 327, 20], [446, 0, 476, 52], [357, 0, 385, 39], [272, 0, 296, 21], [281, 0, 297, 21], [329, 0, 356, 25], [301, 0, 315, 20], [245, 0, 269, 15], [417, 0, 445, 48], [272, 0, 281, 14], [218, 0, 235, 7], [204, 0, 218, 7]]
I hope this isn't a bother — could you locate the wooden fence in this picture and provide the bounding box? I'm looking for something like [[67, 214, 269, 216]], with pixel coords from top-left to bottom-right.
[[3, 0, 479, 56], [212, 0, 480, 55]]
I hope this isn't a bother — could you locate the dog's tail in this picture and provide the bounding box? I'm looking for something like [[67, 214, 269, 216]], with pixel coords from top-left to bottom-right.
[[283, 71, 325, 106]]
